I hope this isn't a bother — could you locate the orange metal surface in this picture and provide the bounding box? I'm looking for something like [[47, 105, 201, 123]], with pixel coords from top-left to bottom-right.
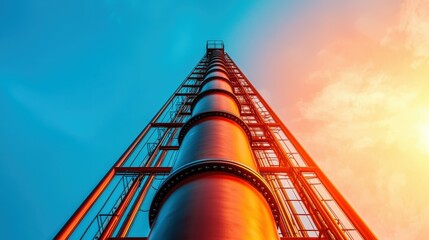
[[148, 173, 279, 240], [192, 94, 240, 116], [148, 47, 279, 239], [174, 118, 256, 171]]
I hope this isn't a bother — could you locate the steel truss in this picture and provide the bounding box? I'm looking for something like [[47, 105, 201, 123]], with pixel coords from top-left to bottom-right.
[[56, 44, 375, 240]]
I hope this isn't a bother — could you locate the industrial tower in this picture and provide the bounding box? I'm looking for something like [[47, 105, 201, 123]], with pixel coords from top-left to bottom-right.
[[56, 41, 376, 240]]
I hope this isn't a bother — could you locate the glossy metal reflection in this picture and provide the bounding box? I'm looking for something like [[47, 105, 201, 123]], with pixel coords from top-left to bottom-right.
[[149, 173, 278, 240], [175, 119, 256, 170], [148, 48, 279, 240]]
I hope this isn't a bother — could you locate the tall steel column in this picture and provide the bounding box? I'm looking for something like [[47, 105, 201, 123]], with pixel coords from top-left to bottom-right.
[[148, 47, 279, 240], [56, 41, 376, 240]]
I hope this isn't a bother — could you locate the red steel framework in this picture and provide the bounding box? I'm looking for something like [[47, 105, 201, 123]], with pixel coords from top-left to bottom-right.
[[56, 41, 376, 240]]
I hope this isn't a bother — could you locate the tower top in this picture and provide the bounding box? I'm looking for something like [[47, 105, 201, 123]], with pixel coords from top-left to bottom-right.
[[206, 40, 224, 55]]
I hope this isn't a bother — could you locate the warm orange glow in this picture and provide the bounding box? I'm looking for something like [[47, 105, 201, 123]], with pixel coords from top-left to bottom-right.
[[247, 0, 429, 238], [420, 119, 429, 155]]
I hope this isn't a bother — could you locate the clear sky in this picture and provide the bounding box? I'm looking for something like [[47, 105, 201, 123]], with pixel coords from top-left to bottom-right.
[[1, 0, 428, 239]]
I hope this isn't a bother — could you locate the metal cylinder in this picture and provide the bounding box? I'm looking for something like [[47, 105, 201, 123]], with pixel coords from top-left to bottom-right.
[[205, 70, 230, 82], [149, 173, 279, 240], [201, 79, 233, 93], [193, 94, 240, 116], [148, 48, 279, 240], [174, 119, 256, 170]]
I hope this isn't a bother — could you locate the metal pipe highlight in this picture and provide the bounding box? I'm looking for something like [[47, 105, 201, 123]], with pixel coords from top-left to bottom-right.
[[148, 46, 279, 240]]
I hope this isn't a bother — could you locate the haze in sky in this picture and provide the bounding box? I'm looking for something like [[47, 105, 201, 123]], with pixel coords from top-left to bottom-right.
[[1, 0, 428, 239]]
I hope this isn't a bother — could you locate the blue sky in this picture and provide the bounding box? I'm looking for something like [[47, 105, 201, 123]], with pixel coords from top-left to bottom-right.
[[0, 1, 296, 238]]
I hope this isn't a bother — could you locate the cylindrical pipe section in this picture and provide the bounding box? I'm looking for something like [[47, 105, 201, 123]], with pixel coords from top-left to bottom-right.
[[206, 65, 229, 76], [201, 79, 233, 93], [148, 173, 279, 240], [192, 94, 240, 116], [148, 47, 279, 240], [210, 57, 227, 64], [174, 118, 256, 170], [207, 62, 227, 70], [204, 70, 230, 82]]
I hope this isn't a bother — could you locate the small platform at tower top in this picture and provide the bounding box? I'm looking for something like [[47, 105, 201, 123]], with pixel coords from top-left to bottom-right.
[[206, 40, 224, 54]]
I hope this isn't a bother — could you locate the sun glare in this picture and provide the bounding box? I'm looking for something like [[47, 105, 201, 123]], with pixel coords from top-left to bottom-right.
[[420, 123, 429, 155]]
